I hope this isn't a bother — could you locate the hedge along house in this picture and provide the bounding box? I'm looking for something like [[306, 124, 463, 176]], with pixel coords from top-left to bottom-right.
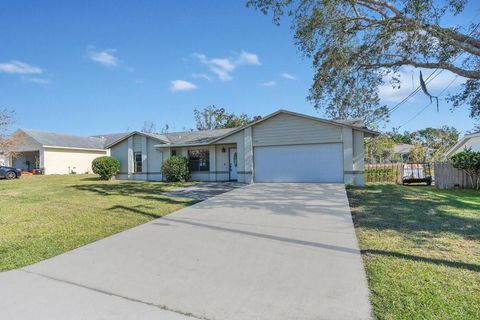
[[9, 129, 109, 174], [107, 110, 378, 186]]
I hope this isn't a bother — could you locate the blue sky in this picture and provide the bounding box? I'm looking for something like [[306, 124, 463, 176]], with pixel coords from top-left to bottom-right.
[[0, 0, 478, 136]]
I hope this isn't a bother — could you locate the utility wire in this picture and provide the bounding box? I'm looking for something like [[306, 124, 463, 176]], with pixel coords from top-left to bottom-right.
[[396, 75, 459, 128], [387, 18, 480, 116]]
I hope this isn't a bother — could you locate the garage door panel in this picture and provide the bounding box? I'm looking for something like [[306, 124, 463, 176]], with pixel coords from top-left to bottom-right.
[[254, 144, 343, 183]]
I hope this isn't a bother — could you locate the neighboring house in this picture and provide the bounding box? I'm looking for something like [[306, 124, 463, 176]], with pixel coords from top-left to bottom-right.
[[393, 143, 415, 163], [107, 110, 378, 186], [10, 129, 108, 174], [445, 131, 480, 158]]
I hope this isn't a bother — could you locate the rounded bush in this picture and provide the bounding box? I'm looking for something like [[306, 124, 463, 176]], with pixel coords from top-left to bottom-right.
[[162, 156, 190, 182], [92, 156, 120, 180]]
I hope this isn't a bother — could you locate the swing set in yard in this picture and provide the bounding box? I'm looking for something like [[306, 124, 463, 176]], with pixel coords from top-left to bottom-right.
[[401, 163, 433, 186]]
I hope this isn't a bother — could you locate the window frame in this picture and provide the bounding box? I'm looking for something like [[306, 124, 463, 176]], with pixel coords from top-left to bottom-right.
[[134, 151, 142, 173], [188, 149, 210, 172]]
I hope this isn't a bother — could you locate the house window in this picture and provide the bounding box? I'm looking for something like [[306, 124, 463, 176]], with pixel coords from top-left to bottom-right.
[[171, 150, 177, 156], [188, 149, 209, 171], [134, 152, 142, 173]]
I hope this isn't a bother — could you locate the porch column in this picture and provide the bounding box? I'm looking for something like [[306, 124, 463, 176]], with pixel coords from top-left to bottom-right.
[[127, 136, 134, 175], [342, 127, 354, 184], [244, 127, 254, 183], [39, 147, 45, 174], [353, 130, 365, 186], [141, 135, 147, 173], [209, 145, 216, 182]]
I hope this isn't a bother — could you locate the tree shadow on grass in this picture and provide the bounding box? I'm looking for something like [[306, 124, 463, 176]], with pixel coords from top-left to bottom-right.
[[70, 182, 191, 199], [361, 249, 480, 273], [107, 205, 165, 219], [347, 184, 480, 241]]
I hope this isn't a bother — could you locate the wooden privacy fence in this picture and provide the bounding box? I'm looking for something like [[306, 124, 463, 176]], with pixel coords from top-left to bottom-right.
[[365, 163, 403, 184], [434, 162, 475, 189]]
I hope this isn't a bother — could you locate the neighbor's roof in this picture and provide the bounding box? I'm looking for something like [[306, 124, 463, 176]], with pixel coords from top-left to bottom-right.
[[445, 131, 480, 157], [393, 143, 415, 155], [19, 128, 106, 150]]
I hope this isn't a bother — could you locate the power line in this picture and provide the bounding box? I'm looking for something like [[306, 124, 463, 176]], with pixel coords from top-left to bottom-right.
[[396, 75, 459, 128], [387, 18, 480, 115]]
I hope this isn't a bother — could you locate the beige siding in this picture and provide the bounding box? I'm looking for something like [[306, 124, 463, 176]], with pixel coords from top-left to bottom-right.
[[43, 148, 107, 174], [110, 139, 129, 173], [252, 113, 342, 147]]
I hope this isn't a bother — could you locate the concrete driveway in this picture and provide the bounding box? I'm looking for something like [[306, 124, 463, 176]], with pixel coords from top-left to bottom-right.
[[0, 183, 371, 320]]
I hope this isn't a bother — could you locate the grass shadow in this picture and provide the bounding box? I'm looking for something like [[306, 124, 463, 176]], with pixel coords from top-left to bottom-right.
[[362, 249, 480, 273]]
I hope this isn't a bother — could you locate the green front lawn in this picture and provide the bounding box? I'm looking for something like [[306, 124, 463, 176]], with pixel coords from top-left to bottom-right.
[[347, 184, 480, 320], [0, 174, 194, 272]]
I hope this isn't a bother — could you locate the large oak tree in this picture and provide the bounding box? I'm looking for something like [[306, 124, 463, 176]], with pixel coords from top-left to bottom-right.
[[247, 0, 480, 127]]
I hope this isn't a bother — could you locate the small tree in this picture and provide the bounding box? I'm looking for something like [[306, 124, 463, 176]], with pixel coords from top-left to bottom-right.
[[449, 148, 480, 190], [162, 156, 190, 182], [92, 156, 120, 180]]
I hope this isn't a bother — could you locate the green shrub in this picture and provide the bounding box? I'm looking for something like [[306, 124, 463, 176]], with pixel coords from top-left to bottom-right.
[[450, 148, 480, 189], [365, 168, 396, 182], [92, 156, 120, 180], [162, 156, 190, 182]]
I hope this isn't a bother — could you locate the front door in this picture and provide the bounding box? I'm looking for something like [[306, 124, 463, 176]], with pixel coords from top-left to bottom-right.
[[229, 148, 238, 181]]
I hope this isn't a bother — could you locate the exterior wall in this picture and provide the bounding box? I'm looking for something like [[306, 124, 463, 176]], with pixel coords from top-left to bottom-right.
[[112, 134, 164, 181], [43, 148, 107, 174], [110, 139, 129, 174], [252, 113, 342, 147], [146, 137, 163, 181]]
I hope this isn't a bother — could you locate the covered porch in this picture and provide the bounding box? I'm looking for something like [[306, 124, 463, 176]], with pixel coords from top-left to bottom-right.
[[160, 143, 239, 182], [11, 150, 42, 172]]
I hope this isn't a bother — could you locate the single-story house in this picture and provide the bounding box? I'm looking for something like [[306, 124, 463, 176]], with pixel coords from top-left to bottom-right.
[[445, 131, 480, 158], [106, 110, 378, 186], [9, 129, 108, 174]]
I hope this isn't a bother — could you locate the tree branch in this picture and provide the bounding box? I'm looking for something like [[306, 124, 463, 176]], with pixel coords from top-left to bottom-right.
[[361, 59, 480, 79]]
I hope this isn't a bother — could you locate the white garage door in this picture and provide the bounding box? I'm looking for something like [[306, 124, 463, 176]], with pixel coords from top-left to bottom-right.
[[254, 143, 344, 183]]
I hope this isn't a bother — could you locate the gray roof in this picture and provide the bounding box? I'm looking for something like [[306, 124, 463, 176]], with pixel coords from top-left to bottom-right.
[[20, 129, 106, 150], [92, 132, 130, 147], [394, 143, 415, 155], [164, 128, 236, 145]]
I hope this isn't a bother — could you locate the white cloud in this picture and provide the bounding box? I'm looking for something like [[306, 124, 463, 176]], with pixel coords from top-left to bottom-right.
[[237, 51, 261, 66], [281, 73, 296, 80], [193, 50, 261, 81], [170, 80, 198, 92], [379, 68, 464, 103], [210, 58, 236, 72], [23, 77, 50, 84], [191, 73, 211, 81], [0, 60, 43, 74], [261, 81, 277, 87], [88, 48, 120, 67]]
